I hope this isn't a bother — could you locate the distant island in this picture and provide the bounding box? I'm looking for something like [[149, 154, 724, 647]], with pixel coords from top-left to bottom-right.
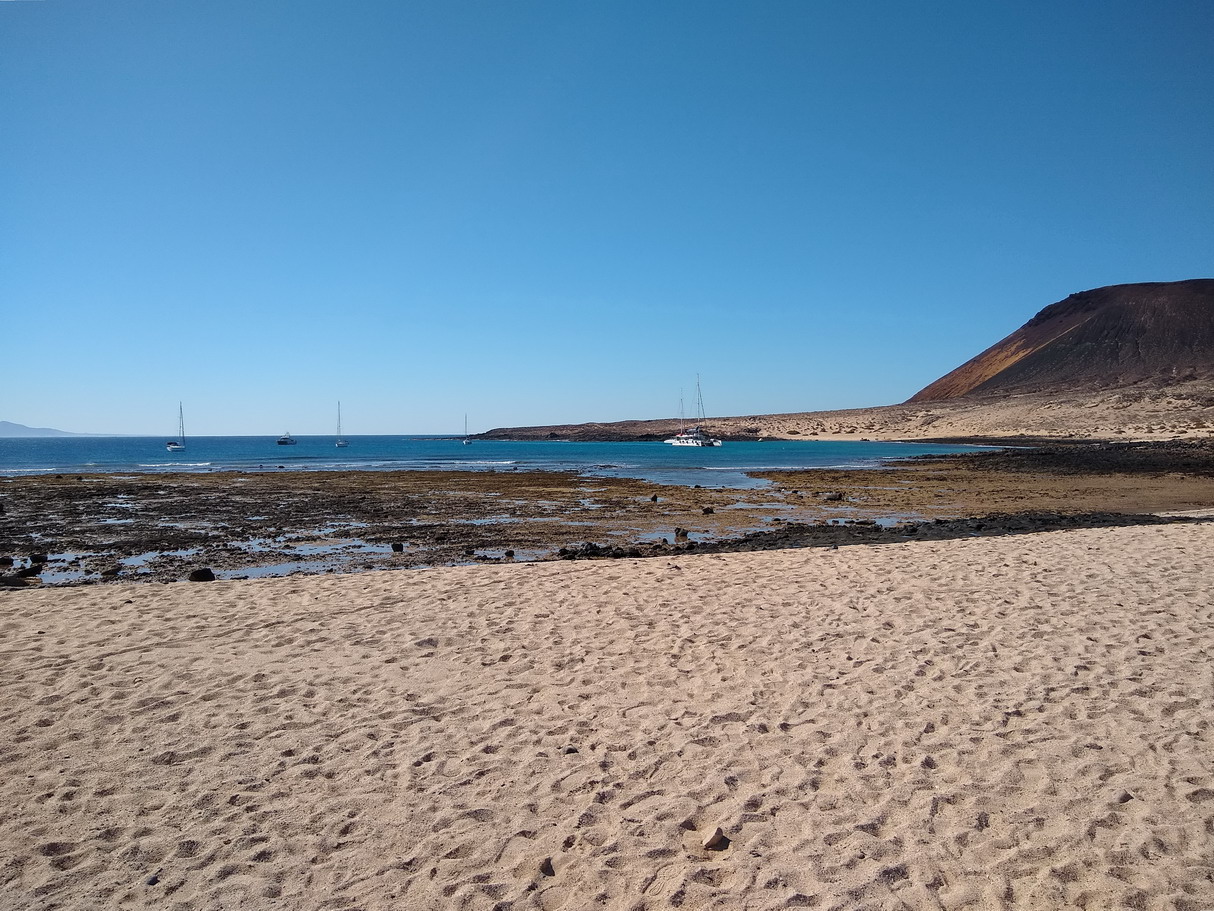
[[0, 421, 84, 438]]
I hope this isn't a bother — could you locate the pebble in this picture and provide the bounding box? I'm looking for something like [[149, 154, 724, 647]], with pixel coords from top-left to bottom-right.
[[703, 827, 730, 851]]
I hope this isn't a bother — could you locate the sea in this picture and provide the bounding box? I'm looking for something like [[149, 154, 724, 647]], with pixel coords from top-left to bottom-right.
[[0, 436, 987, 489]]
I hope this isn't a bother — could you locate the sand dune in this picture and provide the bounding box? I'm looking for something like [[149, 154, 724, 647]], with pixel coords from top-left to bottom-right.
[[3, 522, 1213, 910]]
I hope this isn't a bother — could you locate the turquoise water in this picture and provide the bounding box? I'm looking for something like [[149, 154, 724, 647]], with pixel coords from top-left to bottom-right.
[[0, 436, 987, 488]]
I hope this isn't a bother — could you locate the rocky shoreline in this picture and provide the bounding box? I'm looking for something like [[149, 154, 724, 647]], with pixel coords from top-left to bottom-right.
[[2, 440, 1213, 586], [551, 510, 1212, 561]]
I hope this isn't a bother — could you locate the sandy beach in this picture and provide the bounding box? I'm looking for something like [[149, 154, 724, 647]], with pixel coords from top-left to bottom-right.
[[3, 520, 1213, 910]]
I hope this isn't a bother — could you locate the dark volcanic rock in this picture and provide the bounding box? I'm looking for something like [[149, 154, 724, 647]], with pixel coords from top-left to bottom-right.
[[940, 438, 1214, 476], [911, 279, 1214, 401], [548, 510, 1209, 563], [188, 568, 216, 582]]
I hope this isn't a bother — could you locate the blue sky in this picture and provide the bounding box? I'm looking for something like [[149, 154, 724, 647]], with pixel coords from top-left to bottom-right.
[[3, 1, 1211, 435]]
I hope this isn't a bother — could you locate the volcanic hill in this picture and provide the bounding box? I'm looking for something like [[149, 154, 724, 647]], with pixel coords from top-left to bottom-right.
[[909, 279, 1214, 402], [480, 279, 1214, 443]]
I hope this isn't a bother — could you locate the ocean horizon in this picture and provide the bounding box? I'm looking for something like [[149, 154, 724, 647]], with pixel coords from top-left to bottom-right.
[[0, 435, 987, 488]]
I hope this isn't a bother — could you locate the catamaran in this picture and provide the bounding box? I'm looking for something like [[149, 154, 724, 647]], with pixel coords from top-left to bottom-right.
[[664, 377, 721, 447], [336, 402, 349, 448], [166, 403, 186, 451]]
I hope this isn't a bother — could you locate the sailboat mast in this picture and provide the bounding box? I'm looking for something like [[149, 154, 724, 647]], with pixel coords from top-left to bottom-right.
[[178, 402, 185, 442]]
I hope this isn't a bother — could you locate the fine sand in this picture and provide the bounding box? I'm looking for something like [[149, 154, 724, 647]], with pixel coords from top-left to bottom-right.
[[2, 522, 1213, 910]]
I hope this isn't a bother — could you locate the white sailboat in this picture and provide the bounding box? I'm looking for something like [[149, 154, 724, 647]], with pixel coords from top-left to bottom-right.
[[462, 414, 472, 445], [166, 403, 186, 451], [336, 402, 349, 448], [664, 376, 721, 447]]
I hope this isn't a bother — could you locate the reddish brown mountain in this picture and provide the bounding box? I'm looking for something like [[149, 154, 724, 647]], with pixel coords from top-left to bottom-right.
[[909, 280, 1214, 402]]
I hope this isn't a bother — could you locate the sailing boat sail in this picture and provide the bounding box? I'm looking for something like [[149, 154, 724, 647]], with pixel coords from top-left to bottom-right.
[[462, 414, 472, 445], [664, 376, 721, 447], [336, 402, 349, 448], [166, 403, 186, 451]]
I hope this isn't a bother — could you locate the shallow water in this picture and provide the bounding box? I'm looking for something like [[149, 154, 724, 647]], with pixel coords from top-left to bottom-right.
[[0, 436, 986, 488]]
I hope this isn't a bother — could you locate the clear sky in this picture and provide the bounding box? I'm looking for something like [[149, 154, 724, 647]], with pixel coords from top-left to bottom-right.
[[2, 1, 1212, 435]]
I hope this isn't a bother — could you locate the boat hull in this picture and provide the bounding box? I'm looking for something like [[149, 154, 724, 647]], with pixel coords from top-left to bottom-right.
[[664, 426, 722, 447]]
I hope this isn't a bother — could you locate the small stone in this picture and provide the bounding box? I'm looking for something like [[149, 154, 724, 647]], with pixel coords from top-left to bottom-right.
[[146, 874, 160, 886], [187, 568, 216, 582], [562, 746, 579, 755], [539, 857, 555, 877], [391, 542, 404, 553], [650, 494, 658, 502], [703, 827, 730, 851], [702, 507, 714, 515]]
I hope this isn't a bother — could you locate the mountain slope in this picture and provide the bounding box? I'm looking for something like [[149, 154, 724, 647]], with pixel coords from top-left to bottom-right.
[[909, 280, 1214, 402], [0, 421, 80, 438]]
